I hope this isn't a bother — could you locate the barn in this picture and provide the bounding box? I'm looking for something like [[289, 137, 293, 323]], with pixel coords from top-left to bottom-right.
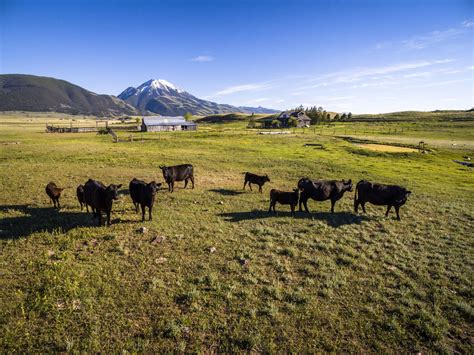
[[141, 116, 197, 132]]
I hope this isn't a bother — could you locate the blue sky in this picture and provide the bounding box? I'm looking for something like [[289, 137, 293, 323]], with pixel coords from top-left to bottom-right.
[[1, 0, 473, 113]]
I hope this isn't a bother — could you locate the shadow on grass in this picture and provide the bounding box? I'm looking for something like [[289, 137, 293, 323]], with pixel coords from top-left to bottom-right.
[[218, 209, 369, 227], [0, 204, 97, 239], [209, 188, 245, 196]]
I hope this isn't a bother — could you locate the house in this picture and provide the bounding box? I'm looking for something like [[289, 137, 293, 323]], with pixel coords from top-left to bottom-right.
[[260, 110, 311, 128], [277, 111, 311, 127], [141, 116, 197, 132]]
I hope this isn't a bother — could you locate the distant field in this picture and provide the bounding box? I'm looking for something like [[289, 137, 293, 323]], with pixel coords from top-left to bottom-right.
[[0, 113, 473, 352]]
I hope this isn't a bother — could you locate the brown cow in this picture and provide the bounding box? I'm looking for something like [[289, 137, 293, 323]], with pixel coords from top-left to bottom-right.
[[83, 179, 122, 226], [76, 184, 88, 212], [45, 182, 65, 209]]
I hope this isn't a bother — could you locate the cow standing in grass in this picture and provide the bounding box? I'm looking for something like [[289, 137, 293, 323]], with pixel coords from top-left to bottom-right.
[[83, 179, 122, 226], [269, 188, 299, 215], [45, 182, 65, 209], [298, 178, 353, 213], [129, 178, 162, 221], [160, 164, 194, 193], [354, 180, 411, 220], [76, 184, 88, 212], [243, 172, 270, 193]]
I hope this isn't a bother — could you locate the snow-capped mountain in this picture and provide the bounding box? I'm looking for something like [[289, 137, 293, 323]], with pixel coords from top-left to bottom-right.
[[118, 79, 278, 116]]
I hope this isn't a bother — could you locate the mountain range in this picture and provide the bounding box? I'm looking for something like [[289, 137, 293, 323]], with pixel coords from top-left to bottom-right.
[[0, 74, 278, 116], [118, 79, 278, 116]]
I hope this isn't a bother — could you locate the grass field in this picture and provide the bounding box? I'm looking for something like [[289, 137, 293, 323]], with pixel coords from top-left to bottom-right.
[[0, 113, 473, 352]]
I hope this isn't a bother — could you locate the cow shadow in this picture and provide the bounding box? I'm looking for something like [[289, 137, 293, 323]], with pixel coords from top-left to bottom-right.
[[209, 188, 244, 196], [0, 204, 95, 239], [218, 209, 368, 227]]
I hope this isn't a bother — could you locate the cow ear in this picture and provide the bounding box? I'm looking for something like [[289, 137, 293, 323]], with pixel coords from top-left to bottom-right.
[[348, 179, 352, 184], [117, 184, 122, 189]]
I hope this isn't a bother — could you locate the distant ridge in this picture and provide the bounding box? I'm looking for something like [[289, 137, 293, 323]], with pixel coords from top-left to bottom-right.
[[118, 79, 278, 116], [0, 74, 140, 116]]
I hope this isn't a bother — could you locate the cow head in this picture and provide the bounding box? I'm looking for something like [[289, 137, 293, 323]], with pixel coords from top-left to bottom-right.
[[343, 179, 353, 192], [159, 166, 171, 180], [106, 184, 122, 200], [147, 181, 162, 194], [265, 174, 270, 182], [297, 177, 310, 191], [396, 189, 412, 205]]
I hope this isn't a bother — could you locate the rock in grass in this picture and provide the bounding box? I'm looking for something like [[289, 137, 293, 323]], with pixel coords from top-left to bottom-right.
[[155, 257, 167, 264], [151, 236, 166, 244], [139, 226, 148, 234], [209, 246, 217, 253]]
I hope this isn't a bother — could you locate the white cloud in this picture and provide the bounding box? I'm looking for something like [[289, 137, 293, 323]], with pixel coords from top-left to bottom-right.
[[402, 28, 463, 50], [191, 55, 215, 62]]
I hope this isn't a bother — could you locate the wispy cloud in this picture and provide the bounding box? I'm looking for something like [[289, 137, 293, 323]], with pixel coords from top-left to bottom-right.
[[243, 97, 270, 104], [402, 28, 463, 50], [377, 21, 473, 51], [300, 59, 454, 89], [213, 82, 275, 97], [191, 55, 215, 62], [462, 20, 474, 28]]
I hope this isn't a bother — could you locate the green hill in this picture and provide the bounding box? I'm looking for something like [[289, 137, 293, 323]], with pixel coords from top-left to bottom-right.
[[0, 74, 140, 117]]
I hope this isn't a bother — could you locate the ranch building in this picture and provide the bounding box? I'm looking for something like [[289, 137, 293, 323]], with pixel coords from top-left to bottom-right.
[[261, 110, 311, 128], [141, 116, 197, 132]]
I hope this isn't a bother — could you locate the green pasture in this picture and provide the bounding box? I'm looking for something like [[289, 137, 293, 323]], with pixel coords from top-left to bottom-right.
[[0, 113, 473, 352]]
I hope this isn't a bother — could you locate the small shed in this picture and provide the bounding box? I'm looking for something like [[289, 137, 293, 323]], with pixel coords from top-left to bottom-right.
[[141, 116, 197, 132]]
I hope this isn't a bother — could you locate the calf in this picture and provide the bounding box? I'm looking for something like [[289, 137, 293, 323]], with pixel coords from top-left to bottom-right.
[[129, 178, 162, 221], [243, 172, 270, 193], [45, 182, 65, 209], [76, 184, 88, 212], [298, 178, 353, 213], [269, 188, 299, 215], [354, 180, 411, 220], [83, 179, 122, 226], [159, 164, 194, 192]]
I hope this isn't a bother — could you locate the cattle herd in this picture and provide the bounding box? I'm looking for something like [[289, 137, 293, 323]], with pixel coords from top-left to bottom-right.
[[45, 164, 412, 226]]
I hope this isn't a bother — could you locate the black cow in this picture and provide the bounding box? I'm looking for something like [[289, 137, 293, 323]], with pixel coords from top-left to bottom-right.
[[298, 178, 353, 213], [354, 180, 411, 220], [129, 178, 162, 221], [159, 164, 194, 192], [76, 184, 88, 212], [83, 179, 122, 226], [269, 188, 299, 215], [45, 182, 65, 209], [243, 172, 270, 193]]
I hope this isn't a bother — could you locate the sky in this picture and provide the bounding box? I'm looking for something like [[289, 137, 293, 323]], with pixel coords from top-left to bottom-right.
[[1, 0, 473, 113]]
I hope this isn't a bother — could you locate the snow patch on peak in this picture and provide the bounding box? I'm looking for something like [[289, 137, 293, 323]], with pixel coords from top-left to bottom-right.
[[140, 78, 185, 93]]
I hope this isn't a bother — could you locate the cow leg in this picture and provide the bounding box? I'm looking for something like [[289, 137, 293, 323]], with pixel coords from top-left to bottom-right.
[[184, 179, 189, 189], [106, 211, 111, 226], [191, 176, 195, 189], [330, 199, 336, 213], [243, 180, 247, 190], [362, 203, 367, 214], [304, 199, 309, 213], [268, 200, 273, 213], [259, 185, 262, 193], [354, 199, 359, 213], [97, 211, 102, 226], [249, 183, 253, 191], [56, 198, 60, 210], [291, 204, 295, 216], [149, 205, 153, 221], [395, 206, 401, 221], [385, 205, 392, 217], [141, 204, 145, 222], [85, 204, 89, 213]]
